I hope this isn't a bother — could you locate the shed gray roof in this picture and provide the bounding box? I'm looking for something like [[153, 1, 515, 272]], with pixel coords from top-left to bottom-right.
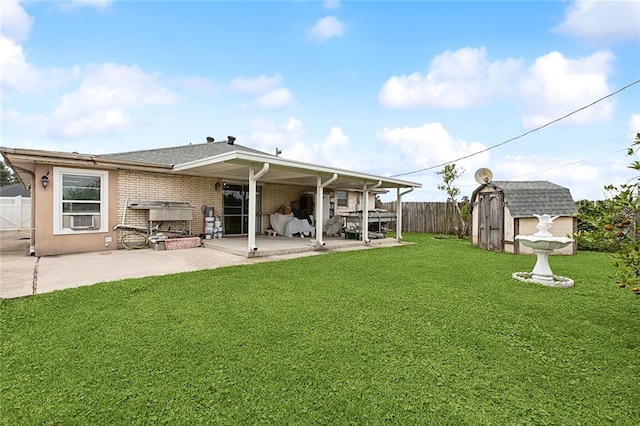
[[476, 180, 577, 218], [101, 140, 269, 166]]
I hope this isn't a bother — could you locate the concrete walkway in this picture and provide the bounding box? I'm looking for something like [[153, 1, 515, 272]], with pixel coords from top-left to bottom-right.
[[0, 231, 406, 299]]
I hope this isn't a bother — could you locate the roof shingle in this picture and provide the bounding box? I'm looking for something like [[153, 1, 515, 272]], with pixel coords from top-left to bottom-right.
[[488, 180, 577, 218], [101, 141, 269, 166], [0, 183, 30, 197]]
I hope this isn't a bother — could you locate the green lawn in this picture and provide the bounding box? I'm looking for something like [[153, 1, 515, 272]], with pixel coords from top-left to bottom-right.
[[1, 234, 639, 424]]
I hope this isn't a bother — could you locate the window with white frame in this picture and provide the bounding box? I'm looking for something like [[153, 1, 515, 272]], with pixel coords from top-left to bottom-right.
[[54, 168, 108, 234], [336, 190, 348, 207]]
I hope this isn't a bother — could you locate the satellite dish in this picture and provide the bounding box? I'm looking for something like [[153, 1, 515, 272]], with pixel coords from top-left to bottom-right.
[[474, 168, 493, 184]]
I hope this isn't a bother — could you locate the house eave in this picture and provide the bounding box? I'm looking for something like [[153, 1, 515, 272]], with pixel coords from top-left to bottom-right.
[[174, 150, 422, 190], [1, 146, 173, 174]]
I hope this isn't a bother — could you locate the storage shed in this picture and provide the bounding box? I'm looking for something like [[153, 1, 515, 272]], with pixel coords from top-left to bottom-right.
[[470, 181, 578, 255]]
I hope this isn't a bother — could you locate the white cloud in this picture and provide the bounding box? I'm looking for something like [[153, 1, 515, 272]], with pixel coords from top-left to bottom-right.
[[181, 75, 216, 94], [0, 35, 40, 92], [519, 50, 615, 128], [311, 127, 352, 169], [282, 117, 302, 132], [323, 126, 348, 151], [280, 126, 352, 168], [0, 0, 33, 42], [307, 16, 346, 43], [45, 63, 176, 139], [245, 117, 303, 155], [0, 1, 76, 93], [378, 123, 490, 176], [379, 47, 616, 129], [378, 47, 523, 108], [323, 0, 341, 10], [0, 35, 72, 93], [49, 109, 130, 140], [250, 88, 294, 109], [61, 0, 112, 10], [229, 74, 283, 93], [554, 0, 640, 42], [231, 74, 295, 109], [243, 119, 352, 168], [1, 108, 43, 128]]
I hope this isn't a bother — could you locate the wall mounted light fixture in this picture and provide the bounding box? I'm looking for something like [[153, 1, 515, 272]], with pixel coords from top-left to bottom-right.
[[215, 182, 221, 191], [41, 171, 50, 189]]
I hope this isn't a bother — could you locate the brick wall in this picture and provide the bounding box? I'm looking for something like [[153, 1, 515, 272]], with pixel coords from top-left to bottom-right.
[[116, 171, 376, 235], [261, 184, 315, 229], [262, 184, 315, 213], [116, 170, 221, 235]]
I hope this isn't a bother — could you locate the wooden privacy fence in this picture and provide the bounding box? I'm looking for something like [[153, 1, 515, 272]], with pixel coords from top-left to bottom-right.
[[381, 201, 469, 235]]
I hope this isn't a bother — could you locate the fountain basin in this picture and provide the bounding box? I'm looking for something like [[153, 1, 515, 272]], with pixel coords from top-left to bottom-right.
[[516, 235, 573, 251]]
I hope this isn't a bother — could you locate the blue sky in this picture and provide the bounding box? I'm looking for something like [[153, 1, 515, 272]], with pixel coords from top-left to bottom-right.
[[2, 0, 639, 201]]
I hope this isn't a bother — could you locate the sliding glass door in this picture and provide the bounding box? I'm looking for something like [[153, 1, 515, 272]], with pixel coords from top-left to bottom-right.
[[222, 183, 262, 235]]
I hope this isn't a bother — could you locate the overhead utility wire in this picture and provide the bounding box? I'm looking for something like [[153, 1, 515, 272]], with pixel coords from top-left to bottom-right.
[[462, 135, 640, 188], [504, 129, 639, 179], [508, 148, 629, 179], [391, 78, 640, 178]]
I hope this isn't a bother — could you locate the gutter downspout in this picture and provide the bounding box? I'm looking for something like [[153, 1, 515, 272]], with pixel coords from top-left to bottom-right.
[[396, 187, 414, 241], [247, 163, 270, 253], [314, 173, 338, 247], [11, 164, 36, 255], [362, 180, 382, 243]]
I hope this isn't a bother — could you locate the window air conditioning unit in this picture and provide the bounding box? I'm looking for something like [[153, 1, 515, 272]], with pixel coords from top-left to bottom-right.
[[70, 215, 96, 229]]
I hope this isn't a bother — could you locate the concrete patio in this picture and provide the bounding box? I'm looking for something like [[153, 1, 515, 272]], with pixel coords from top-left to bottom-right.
[[202, 234, 401, 257], [0, 231, 407, 299]]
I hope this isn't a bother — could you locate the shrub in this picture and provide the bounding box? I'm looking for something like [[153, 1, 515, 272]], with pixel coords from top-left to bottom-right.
[[574, 133, 640, 289]]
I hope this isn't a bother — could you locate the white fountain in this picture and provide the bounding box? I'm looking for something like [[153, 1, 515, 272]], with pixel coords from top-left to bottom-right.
[[513, 214, 574, 288]]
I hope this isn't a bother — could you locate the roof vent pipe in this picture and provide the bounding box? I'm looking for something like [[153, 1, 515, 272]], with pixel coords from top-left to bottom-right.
[[206, 136, 215, 143], [227, 136, 236, 145]]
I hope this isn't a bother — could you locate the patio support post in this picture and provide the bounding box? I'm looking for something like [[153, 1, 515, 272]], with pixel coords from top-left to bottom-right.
[[315, 173, 337, 246], [247, 163, 270, 253], [396, 187, 414, 240], [362, 181, 381, 243]]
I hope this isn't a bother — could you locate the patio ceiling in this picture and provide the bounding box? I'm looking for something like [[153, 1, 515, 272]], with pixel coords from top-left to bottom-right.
[[173, 150, 421, 191]]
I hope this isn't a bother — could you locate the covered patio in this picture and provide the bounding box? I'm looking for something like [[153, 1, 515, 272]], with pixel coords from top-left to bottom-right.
[[173, 148, 422, 255]]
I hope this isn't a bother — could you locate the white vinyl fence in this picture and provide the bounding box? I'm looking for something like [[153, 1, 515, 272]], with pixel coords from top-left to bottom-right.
[[0, 196, 31, 230]]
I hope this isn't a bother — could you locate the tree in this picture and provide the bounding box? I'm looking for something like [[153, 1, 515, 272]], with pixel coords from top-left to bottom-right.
[[1, 160, 17, 186], [436, 163, 468, 237], [574, 133, 640, 294]]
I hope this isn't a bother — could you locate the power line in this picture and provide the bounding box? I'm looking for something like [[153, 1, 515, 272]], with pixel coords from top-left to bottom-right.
[[391, 78, 640, 178], [502, 129, 639, 180], [458, 137, 637, 189], [507, 147, 629, 179], [550, 129, 639, 156]]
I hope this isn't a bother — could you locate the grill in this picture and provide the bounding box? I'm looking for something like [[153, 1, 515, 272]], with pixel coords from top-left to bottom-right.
[[127, 200, 194, 221]]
